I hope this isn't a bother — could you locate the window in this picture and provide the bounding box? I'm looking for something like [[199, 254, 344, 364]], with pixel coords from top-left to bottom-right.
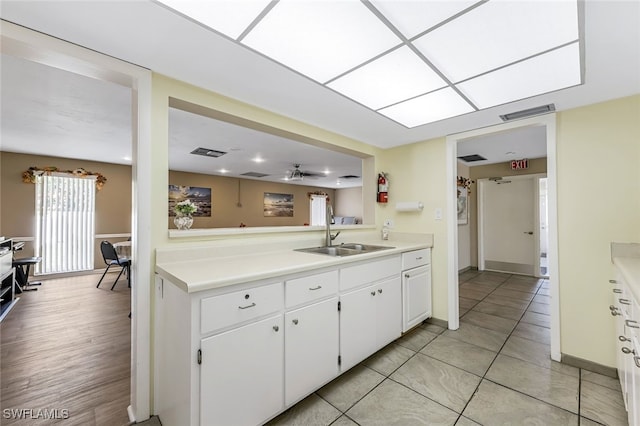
[[35, 175, 96, 274], [309, 195, 327, 226]]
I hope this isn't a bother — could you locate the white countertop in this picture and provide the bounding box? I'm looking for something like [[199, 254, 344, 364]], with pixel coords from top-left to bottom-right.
[[613, 256, 640, 303], [156, 238, 431, 293]]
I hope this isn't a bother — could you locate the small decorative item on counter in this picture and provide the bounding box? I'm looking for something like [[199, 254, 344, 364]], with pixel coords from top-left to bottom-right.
[[173, 200, 197, 230]]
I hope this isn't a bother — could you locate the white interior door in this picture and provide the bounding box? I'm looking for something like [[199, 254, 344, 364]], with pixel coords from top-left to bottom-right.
[[479, 176, 540, 276]]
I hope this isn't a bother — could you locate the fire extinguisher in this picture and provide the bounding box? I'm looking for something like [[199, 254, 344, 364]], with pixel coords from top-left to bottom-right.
[[377, 172, 388, 203]]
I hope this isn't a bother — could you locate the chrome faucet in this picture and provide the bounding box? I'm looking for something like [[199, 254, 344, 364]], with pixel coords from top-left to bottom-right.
[[326, 203, 341, 247]]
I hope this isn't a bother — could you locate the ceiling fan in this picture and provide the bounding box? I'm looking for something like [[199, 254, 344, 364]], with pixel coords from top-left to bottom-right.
[[288, 164, 324, 181]]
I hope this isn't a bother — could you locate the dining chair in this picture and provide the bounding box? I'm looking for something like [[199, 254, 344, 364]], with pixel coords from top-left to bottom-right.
[[96, 241, 131, 290]]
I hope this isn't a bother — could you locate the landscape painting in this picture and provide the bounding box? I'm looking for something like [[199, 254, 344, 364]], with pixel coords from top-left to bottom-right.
[[168, 185, 212, 217], [264, 192, 294, 217]]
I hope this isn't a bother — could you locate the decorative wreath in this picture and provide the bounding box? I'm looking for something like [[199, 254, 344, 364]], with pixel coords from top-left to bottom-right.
[[22, 166, 107, 190], [307, 191, 330, 202]]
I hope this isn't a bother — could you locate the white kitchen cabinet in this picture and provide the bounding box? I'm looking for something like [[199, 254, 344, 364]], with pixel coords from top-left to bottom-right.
[[401, 249, 432, 332], [285, 297, 339, 405], [201, 314, 284, 426], [339, 257, 402, 372], [611, 262, 640, 426]]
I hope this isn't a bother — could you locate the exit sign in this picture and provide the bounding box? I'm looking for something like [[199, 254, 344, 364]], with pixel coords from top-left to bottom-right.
[[511, 159, 529, 170]]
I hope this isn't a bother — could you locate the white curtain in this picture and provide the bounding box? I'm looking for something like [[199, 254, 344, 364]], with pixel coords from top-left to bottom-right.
[[35, 175, 95, 274], [310, 195, 327, 226]]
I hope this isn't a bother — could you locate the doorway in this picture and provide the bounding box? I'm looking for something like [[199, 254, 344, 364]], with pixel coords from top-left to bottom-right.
[[478, 174, 547, 277], [446, 114, 560, 361], [1, 22, 153, 421]]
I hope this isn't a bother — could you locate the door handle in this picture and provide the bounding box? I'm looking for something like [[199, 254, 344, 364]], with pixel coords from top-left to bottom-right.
[[524, 231, 533, 235]]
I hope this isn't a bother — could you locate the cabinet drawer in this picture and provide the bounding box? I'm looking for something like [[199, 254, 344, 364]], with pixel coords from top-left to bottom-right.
[[402, 248, 430, 270], [286, 270, 338, 308], [340, 255, 401, 292], [201, 282, 283, 334]]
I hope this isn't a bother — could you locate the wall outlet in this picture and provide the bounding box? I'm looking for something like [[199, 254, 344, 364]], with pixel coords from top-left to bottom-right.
[[434, 208, 443, 221], [383, 219, 394, 228]]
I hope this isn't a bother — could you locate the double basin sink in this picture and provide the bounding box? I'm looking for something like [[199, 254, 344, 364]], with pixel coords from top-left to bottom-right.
[[295, 243, 394, 257]]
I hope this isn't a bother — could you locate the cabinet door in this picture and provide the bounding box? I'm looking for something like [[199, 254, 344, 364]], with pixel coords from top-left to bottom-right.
[[375, 276, 402, 349], [201, 314, 284, 426], [402, 265, 431, 332], [340, 285, 377, 371], [285, 297, 339, 406]]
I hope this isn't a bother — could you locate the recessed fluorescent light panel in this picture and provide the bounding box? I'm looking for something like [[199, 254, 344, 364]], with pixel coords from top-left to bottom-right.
[[157, 0, 583, 128]]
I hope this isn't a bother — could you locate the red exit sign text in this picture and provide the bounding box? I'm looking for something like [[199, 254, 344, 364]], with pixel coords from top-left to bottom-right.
[[511, 159, 529, 170]]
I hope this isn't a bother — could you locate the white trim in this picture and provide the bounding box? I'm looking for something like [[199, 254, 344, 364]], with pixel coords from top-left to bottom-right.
[[7, 236, 35, 242], [446, 113, 560, 360], [96, 233, 132, 239], [477, 179, 487, 271], [168, 224, 375, 238], [446, 137, 459, 330], [1, 22, 153, 421]]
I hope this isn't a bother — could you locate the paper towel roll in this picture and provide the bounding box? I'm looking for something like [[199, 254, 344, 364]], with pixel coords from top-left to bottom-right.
[[395, 202, 424, 212]]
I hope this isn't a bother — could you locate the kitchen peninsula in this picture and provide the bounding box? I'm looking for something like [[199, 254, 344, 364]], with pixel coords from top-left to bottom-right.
[[154, 231, 433, 426]]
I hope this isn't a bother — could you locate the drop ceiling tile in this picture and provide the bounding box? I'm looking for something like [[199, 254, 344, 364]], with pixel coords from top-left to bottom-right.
[[413, 0, 579, 82], [457, 43, 582, 109], [378, 87, 475, 128], [327, 46, 447, 110], [242, 0, 401, 83], [370, 0, 480, 39]]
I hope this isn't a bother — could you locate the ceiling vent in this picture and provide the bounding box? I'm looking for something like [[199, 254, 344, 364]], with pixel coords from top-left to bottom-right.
[[458, 154, 487, 163], [241, 171, 269, 178], [500, 104, 556, 121], [191, 147, 227, 158]]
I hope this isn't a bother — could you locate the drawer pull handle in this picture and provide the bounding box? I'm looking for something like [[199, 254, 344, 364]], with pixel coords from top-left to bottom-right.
[[309, 285, 322, 291], [273, 325, 279, 332], [378, 289, 383, 294], [626, 320, 640, 329], [292, 319, 299, 325], [613, 289, 622, 294], [622, 347, 635, 355], [416, 257, 423, 260], [609, 279, 617, 284], [619, 335, 631, 342], [619, 298, 631, 305], [238, 302, 256, 310]]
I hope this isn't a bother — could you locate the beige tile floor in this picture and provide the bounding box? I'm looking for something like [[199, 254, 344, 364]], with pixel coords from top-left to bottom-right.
[[267, 270, 628, 426]]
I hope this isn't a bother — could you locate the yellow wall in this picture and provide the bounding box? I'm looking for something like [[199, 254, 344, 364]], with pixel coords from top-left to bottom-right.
[[378, 138, 449, 321], [557, 95, 640, 367]]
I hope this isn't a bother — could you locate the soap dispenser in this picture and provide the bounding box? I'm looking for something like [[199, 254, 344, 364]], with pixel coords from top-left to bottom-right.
[[381, 227, 389, 240]]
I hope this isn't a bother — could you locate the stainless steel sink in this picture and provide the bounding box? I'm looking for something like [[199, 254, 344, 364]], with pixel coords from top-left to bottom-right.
[[295, 243, 394, 257]]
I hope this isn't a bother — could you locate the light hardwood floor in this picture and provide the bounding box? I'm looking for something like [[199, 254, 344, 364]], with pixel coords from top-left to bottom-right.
[[1, 273, 131, 425]]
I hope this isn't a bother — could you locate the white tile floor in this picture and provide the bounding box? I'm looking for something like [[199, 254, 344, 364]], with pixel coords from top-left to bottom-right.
[[267, 270, 628, 426]]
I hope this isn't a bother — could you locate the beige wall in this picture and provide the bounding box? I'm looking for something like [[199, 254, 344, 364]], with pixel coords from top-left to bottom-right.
[[0, 152, 132, 269], [168, 170, 336, 228], [556, 95, 640, 367], [334, 187, 363, 222], [468, 158, 548, 268], [378, 138, 449, 321]]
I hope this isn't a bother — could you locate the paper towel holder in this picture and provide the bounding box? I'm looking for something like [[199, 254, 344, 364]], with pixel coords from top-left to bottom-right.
[[395, 201, 424, 212]]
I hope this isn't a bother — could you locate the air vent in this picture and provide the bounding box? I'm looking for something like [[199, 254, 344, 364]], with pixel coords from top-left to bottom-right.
[[190, 147, 227, 158], [241, 172, 269, 178], [500, 104, 555, 121], [339, 175, 360, 179], [458, 154, 487, 163]]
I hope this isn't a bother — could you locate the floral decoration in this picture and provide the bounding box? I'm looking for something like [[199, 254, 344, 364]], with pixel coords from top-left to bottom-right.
[[307, 191, 330, 202], [22, 166, 107, 190], [174, 199, 198, 216], [457, 176, 474, 196]]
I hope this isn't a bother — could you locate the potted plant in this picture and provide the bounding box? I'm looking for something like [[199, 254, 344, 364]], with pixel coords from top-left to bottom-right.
[[174, 199, 198, 230]]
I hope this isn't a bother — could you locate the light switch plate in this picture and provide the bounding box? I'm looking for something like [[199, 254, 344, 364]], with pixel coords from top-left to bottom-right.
[[435, 208, 442, 220]]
